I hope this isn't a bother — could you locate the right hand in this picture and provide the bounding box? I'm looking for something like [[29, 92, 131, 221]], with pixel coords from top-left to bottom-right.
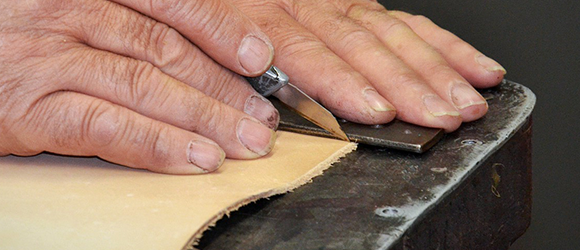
[[227, 0, 506, 132], [0, 0, 280, 174]]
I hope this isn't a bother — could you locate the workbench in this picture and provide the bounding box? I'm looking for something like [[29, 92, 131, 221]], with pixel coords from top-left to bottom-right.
[[196, 80, 535, 250]]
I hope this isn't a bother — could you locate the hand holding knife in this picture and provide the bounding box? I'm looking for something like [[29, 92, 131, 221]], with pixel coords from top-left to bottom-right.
[[245, 66, 349, 141]]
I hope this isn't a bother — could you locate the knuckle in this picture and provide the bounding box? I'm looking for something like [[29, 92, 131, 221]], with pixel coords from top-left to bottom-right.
[[149, 0, 186, 20], [149, 127, 169, 161], [424, 62, 455, 76], [202, 72, 241, 101], [150, 0, 226, 36], [275, 31, 322, 58], [344, 2, 369, 17], [131, 123, 171, 170], [345, 2, 388, 21], [82, 101, 171, 167], [317, 14, 375, 46], [449, 38, 474, 53], [82, 101, 122, 148], [381, 17, 411, 36], [336, 28, 375, 53], [330, 68, 364, 88], [317, 67, 363, 106], [198, 5, 232, 42], [392, 70, 424, 90], [116, 15, 188, 70], [292, 0, 329, 24], [407, 14, 433, 28], [256, 14, 313, 47], [80, 99, 174, 170], [145, 22, 189, 69], [183, 94, 225, 134], [319, 18, 341, 37], [122, 17, 156, 57], [125, 60, 167, 108]]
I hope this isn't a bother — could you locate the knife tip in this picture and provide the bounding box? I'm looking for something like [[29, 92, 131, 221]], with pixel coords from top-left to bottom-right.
[[334, 130, 350, 142]]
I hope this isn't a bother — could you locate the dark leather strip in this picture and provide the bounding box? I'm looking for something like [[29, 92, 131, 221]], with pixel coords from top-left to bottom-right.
[[270, 98, 443, 153]]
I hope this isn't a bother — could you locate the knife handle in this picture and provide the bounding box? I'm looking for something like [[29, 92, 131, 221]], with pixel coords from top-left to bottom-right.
[[244, 66, 289, 97]]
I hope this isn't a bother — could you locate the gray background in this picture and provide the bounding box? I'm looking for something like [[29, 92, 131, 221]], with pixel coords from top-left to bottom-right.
[[376, 0, 580, 249]]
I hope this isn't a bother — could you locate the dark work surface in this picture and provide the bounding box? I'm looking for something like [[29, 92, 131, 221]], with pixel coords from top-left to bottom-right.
[[391, 117, 532, 250], [377, 1, 580, 249], [196, 81, 534, 249]]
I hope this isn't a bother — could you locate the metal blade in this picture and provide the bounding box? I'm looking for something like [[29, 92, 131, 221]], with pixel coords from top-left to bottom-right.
[[273, 83, 349, 141]]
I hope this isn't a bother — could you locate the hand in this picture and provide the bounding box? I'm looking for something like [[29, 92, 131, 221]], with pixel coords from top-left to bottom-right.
[[226, 0, 506, 132], [0, 0, 281, 174]]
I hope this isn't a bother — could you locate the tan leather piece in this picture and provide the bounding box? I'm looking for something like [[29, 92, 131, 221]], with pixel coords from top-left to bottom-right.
[[0, 131, 355, 250]]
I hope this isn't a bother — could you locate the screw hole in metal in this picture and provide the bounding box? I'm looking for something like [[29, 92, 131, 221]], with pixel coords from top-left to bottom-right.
[[376, 207, 400, 217], [461, 139, 483, 146]]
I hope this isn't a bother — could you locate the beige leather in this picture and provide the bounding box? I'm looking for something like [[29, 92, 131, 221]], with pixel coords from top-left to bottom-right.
[[0, 131, 355, 250]]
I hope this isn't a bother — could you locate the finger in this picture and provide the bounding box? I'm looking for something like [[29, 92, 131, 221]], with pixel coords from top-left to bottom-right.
[[22, 91, 225, 174], [265, 1, 461, 130], [389, 10, 506, 88], [53, 47, 276, 159], [111, 0, 274, 76], [345, 3, 488, 122], [73, 1, 279, 129], [230, 4, 397, 125]]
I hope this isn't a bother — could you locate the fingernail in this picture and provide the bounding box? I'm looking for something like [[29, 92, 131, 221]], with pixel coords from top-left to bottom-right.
[[476, 54, 506, 74], [450, 82, 487, 110], [244, 95, 280, 130], [187, 140, 225, 173], [363, 88, 395, 112], [238, 35, 274, 75], [422, 95, 461, 117], [237, 118, 276, 156]]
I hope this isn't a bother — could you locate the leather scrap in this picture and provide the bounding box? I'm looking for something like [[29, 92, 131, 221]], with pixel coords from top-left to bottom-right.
[[0, 131, 356, 250]]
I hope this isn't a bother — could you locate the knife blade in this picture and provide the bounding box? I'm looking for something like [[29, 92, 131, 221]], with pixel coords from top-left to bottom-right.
[[245, 66, 349, 141]]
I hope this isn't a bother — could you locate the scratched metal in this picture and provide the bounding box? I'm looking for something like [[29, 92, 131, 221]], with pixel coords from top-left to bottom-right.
[[195, 80, 535, 250]]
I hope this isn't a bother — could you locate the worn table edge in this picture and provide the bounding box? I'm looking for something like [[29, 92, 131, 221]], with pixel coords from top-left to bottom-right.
[[195, 81, 536, 250], [378, 80, 536, 249]]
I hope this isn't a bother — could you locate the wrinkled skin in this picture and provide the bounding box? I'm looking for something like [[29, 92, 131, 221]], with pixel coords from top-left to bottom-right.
[[228, 0, 505, 128], [0, 0, 504, 174]]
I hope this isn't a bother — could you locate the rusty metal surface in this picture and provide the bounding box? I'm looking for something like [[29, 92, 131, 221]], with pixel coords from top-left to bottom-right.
[[391, 118, 532, 249], [195, 80, 535, 250]]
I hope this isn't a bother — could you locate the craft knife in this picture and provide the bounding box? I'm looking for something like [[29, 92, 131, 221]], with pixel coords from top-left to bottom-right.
[[245, 66, 349, 141]]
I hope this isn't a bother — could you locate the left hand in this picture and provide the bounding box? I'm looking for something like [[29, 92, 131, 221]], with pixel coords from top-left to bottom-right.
[[227, 0, 506, 132], [0, 0, 280, 174]]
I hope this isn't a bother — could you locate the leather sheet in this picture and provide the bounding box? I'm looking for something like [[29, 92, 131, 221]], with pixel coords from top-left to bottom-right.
[[0, 131, 356, 250]]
